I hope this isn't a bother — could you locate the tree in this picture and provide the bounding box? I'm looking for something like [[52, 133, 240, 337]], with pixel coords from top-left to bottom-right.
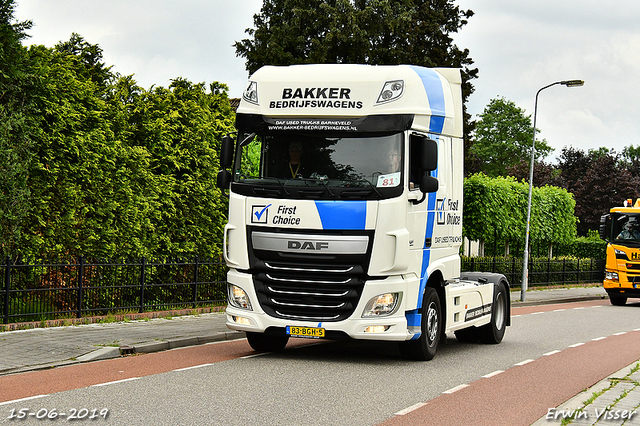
[[555, 147, 640, 236], [506, 159, 560, 188], [107, 77, 235, 257], [3, 24, 236, 258], [20, 42, 123, 257], [471, 97, 553, 177], [235, 0, 478, 142], [55, 33, 113, 90], [463, 174, 526, 252], [0, 0, 34, 256], [463, 173, 576, 258], [621, 144, 640, 176]]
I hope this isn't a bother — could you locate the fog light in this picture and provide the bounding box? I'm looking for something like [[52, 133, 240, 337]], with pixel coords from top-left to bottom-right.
[[228, 284, 252, 310], [232, 316, 252, 325], [365, 325, 390, 333], [362, 292, 401, 317]]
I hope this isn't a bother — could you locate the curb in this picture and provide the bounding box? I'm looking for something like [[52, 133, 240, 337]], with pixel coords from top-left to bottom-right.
[[114, 330, 246, 356], [512, 294, 607, 307]]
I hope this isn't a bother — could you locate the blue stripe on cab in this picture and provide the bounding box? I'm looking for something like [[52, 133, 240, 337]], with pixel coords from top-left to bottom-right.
[[314, 200, 366, 230], [409, 66, 446, 135]]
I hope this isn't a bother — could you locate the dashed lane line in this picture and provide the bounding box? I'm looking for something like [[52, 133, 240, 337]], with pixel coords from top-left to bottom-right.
[[91, 377, 140, 387], [172, 363, 214, 372], [394, 402, 427, 416], [443, 384, 469, 394], [482, 370, 504, 379], [0, 395, 48, 406]]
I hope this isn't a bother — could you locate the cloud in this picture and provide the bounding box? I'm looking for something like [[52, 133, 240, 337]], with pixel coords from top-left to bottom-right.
[[455, 0, 640, 159], [15, 0, 640, 158], [15, 0, 262, 96]]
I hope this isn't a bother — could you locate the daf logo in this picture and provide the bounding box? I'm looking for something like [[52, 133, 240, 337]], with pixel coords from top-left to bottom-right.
[[287, 240, 330, 250]]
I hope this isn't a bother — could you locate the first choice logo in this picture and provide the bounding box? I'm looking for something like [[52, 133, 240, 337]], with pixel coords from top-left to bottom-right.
[[287, 240, 329, 250]]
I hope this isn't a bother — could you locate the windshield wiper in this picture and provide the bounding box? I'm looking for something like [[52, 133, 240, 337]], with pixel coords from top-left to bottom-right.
[[304, 174, 336, 197], [352, 178, 383, 198], [240, 175, 290, 196]]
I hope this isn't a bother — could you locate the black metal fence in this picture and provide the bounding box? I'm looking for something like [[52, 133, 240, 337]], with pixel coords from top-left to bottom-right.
[[1, 255, 605, 324], [462, 256, 605, 288], [1, 256, 227, 324]]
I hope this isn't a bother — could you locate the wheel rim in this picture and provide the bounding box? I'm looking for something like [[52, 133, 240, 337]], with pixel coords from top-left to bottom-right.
[[426, 301, 438, 345], [494, 291, 505, 331]]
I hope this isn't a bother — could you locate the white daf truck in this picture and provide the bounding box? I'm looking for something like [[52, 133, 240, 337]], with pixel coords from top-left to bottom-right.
[[217, 64, 510, 360]]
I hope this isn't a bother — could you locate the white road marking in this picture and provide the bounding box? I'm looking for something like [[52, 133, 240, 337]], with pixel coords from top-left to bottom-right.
[[91, 377, 140, 387], [394, 402, 427, 415]]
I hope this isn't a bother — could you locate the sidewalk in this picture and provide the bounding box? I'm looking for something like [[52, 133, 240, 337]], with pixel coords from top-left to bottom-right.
[[0, 311, 244, 375]]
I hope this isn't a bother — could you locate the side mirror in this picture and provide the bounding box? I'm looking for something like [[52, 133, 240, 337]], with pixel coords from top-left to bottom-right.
[[411, 134, 438, 172], [217, 170, 231, 190], [421, 139, 438, 171], [420, 175, 439, 193], [220, 135, 234, 169], [599, 214, 610, 241]]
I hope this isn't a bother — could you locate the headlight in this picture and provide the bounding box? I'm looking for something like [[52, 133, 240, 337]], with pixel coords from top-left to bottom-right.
[[376, 80, 404, 104], [605, 271, 619, 281], [242, 81, 259, 105], [227, 284, 252, 310], [362, 293, 401, 317]]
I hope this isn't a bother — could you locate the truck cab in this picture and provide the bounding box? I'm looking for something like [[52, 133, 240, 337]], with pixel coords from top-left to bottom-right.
[[600, 198, 640, 305], [218, 64, 509, 360]]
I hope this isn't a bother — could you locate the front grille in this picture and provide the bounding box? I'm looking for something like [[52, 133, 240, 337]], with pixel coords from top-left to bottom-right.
[[254, 271, 364, 321], [626, 263, 640, 271], [247, 227, 373, 322]]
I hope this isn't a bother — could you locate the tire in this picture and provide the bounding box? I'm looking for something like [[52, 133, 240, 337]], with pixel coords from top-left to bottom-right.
[[610, 295, 628, 306], [246, 332, 290, 352], [399, 287, 441, 361], [479, 281, 508, 344]]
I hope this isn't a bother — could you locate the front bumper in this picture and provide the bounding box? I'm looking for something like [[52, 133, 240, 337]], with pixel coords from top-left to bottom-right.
[[225, 269, 418, 342]]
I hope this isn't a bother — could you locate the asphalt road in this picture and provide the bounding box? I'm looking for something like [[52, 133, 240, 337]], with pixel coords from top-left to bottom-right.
[[0, 299, 638, 426]]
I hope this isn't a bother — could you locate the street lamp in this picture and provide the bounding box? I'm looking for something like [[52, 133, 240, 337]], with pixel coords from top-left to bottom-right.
[[521, 79, 584, 302]]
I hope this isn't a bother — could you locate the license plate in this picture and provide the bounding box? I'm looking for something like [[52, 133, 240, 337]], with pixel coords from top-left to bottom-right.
[[286, 326, 325, 338]]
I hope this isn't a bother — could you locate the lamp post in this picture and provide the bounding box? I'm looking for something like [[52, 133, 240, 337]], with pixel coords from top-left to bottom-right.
[[521, 79, 584, 302]]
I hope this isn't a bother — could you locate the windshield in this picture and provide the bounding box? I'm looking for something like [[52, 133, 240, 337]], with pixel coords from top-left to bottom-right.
[[612, 213, 640, 244], [232, 132, 404, 200]]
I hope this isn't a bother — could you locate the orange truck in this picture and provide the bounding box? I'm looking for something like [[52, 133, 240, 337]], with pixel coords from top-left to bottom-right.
[[599, 198, 640, 305]]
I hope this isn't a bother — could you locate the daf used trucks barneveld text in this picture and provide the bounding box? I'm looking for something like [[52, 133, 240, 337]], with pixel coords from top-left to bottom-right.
[[600, 198, 640, 305], [217, 64, 510, 360]]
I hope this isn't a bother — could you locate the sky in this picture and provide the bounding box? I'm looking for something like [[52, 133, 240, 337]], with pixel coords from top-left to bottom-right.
[[13, 0, 640, 163]]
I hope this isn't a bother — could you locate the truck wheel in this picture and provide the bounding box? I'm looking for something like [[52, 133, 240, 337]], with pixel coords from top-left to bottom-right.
[[246, 332, 290, 352], [610, 295, 628, 306], [479, 281, 508, 344], [399, 287, 441, 361]]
